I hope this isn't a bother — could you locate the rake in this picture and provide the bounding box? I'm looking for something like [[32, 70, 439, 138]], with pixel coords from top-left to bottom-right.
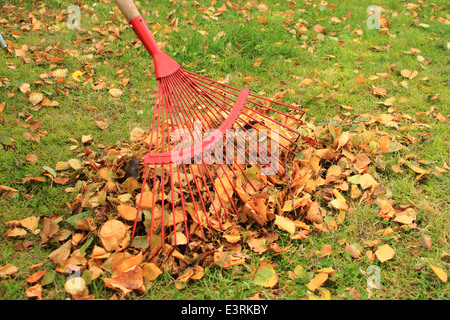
[[112, 0, 305, 247]]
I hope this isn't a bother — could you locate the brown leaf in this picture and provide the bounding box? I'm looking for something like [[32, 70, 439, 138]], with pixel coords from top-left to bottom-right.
[[27, 270, 47, 284], [429, 264, 447, 283], [103, 265, 145, 295], [48, 240, 71, 266], [373, 86, 387, 96], [0, 264, 19, 276], [98, 219, 130, 252], [29, 92, 44, 105], [274, 215, 295, 235], [419, 234, 432, 249], [25, 284, 42, 300]]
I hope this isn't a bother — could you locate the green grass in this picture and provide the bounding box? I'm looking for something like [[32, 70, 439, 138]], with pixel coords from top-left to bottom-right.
[[1, 0, 449, 300]]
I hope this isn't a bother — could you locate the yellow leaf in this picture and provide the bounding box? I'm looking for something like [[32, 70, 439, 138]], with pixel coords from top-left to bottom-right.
[[375, 244, 395, 263], [72, 70, 83, 81], [308, 288, 331, 300], [29, 92, 44, 105], [254, 265, 278, 288], [359, 174, 378, 189], [401, 69, 412, 78], [274, 215, 295, 235], [108, 88, 123, 98], [429, 264, 447, 282], [257, 16, 268, 24], [306, 272, 328, 291]]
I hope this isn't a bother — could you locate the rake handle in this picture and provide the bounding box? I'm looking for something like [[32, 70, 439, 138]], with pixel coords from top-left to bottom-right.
[[114, 0, 140, 21]]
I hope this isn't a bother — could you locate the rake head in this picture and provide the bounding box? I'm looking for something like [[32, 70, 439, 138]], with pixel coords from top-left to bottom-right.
[[113, 4, 305, 248]]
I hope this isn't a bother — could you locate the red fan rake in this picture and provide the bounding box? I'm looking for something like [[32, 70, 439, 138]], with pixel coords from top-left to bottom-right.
[[113, 0, 305, 247]]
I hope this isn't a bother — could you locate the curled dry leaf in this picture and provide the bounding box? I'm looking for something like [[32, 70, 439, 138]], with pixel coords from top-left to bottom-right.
[[48, 240, 71, 266], [98, 219, 130, 252], [0, 264, 19, 276]]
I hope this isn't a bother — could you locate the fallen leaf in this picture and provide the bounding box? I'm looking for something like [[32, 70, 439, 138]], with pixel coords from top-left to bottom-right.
[[117, 205, 138, 221], [98, 219, 130, 252], [419, 234, 432, 249], [274, 215, 295, 235], [373, 86, 387, 96], [29, 92, 44, 105], [254, 264, 278, 288], [108, 88, 123, 98], [375, 244, 395, 263], [0, 264, 19, 276], [48, 240, 71, 266], [25, 284, 42, 300], [306, 272, 328, 291], [429, 264, 447, 283]]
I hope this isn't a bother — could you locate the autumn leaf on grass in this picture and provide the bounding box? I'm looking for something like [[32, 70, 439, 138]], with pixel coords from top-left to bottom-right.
[[20, 216, 39, 232], [254, 263, 278, 288], [109, 88, 123, 98], [306, 272, 328, 291], [98, 219, 130, 252], [0, 264, 19, 276], [429, 264, 447, 283], [103, 265, 145, 295], [375, 244, 395, 263], [25, 284, 42, 300], [307, 288, 331, 300], [48, 240, 71, 267], [29, 92, 44, 105], [373, 86, 387, 96]]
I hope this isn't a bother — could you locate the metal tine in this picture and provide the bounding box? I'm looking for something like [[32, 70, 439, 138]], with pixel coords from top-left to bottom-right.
[[161, 75, 212, 242], [184, 70, 305, 121], [162, 75, 239, 234], [169, 71, 263, 192], [164, 75, 243, 222], [173, 72, 285, 179], [160, 74, 219, 239], [186, 74, 300, 154]]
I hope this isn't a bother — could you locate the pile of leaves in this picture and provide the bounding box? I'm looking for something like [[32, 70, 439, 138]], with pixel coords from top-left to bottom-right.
[[2, 101, 448, 299]]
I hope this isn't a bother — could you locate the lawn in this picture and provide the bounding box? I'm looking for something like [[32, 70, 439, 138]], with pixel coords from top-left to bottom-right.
[[0, 0, 448, 301]]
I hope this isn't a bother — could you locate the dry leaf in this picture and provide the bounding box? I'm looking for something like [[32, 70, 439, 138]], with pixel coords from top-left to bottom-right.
[[48, 240, 71, 266], [254, 264, 278, 288], [274, 215, 295, 235], [20, 216, 39, 231], [117, 205, 138, 221], [375, 244, 395, 263], [419, 234, 432, 249], [109, 88, 123, 98], [29, 92, 44, 105], [25, 284, 42, 300], [98, 220, 130, 252], [429, 264, 447, 283], [306, 272, 328, 291], [0, 264, 19, 276]]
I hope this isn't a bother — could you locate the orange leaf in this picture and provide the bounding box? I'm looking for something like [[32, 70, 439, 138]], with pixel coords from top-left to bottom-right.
[[306, 272, 328, 291]]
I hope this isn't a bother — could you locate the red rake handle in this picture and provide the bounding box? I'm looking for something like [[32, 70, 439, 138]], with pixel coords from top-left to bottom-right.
[[114, 0, 180, 78], [144, 88, 250, 165]]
